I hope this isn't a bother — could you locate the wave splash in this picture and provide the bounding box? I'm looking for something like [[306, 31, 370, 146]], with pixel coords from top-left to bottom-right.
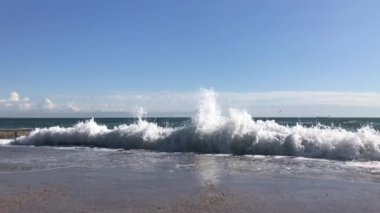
[[12, 89, 380, 161]]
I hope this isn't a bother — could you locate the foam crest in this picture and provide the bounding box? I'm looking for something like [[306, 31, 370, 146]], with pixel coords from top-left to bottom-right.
[[195, 89, 225, 134], [0, 139, 12, 145], [12, 89, 380, 161]]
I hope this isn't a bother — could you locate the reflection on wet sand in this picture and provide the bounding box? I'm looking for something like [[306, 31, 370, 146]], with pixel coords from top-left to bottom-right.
[[194, 155, 222, 185]]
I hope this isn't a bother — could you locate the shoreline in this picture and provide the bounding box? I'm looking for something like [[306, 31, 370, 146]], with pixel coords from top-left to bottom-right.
[[0, 145, 379, 212], [1, 163, 379, 212]]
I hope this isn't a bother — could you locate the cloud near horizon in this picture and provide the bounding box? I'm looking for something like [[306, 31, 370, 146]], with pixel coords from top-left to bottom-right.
[[0, 91, 80, 116], [0, 90, 379, 117]]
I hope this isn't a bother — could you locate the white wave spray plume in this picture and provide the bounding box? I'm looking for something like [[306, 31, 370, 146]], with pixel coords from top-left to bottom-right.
[[195, 89, 225, 134], [12, 89, 380, 161]]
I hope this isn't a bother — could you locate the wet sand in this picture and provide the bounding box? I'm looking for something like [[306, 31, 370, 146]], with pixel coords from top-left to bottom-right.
[[0, 146, 379, 212], [1, 166, 379, 212]]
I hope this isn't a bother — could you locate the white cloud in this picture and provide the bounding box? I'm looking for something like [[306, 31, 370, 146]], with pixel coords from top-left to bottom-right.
[[42, 98, 55, 110], [65, 103, 81, 112], [219, 91, 380, 107], [10, 91, 20, 102], [0, 90, 380, 117], [0, 91, 33, 111], [0, 91, 20, 104], [52, 90, 380, 117], [21, 103, 32, 110]]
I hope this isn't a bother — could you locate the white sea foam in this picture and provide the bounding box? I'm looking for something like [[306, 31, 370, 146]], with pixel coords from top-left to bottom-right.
[[0, 139, 12, 145], [12, 89, 380, 161]]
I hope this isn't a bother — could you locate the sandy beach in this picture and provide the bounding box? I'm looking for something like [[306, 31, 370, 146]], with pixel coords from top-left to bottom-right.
[[0, 145, 379, 213]]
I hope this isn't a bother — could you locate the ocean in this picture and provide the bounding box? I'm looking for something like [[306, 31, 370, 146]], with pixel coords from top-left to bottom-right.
[[1, 116, 380, 131], [0, 116, 379, 160], [2, 90, 380, 161], [1, 92, 380, 212]]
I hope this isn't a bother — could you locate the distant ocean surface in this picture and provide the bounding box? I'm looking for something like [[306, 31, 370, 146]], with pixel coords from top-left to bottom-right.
[[1, 117, 380, 130]]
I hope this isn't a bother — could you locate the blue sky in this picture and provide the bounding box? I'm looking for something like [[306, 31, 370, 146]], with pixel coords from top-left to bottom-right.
[[1, 0, 380, 116]]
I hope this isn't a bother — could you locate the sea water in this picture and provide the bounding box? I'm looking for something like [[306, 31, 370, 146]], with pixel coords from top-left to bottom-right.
[[1, 90, 380, 191], [2, 90, 380, 161]]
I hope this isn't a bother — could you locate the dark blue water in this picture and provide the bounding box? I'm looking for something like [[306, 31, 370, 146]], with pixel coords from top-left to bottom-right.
[[0, 118, 190, 129], [1, 117, 380, 130]]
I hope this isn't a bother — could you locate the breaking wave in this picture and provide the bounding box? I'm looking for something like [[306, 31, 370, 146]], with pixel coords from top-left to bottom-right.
[[12, 90, 380, 161]]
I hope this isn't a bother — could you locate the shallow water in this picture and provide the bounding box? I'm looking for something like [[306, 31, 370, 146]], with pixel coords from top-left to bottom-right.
[[0, 145, 379, 183], [1, 145, 380, 212]]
